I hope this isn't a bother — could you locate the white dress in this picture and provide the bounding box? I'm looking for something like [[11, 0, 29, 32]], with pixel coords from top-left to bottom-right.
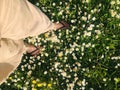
[[0, 0, 55, 84]]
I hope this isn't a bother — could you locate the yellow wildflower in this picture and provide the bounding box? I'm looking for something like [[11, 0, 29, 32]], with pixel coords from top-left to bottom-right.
[[37, 83, 43, 87], [45, 33, 49, 38], [9, 77, 12, 80], [48, 83, 52, 87], [32, 88, 37, 90], [32, 80, 37, 84]]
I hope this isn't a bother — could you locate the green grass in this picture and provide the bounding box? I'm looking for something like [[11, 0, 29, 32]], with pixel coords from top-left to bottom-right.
[[0, 0, 120, 90]]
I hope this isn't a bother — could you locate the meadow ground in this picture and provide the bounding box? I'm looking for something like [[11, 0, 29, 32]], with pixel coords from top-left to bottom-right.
[[0, 0, 120, 90]]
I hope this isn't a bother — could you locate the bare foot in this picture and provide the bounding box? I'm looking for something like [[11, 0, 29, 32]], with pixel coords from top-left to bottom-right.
[[54, 21, 70, 30], [26, 45, 42, 56]]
